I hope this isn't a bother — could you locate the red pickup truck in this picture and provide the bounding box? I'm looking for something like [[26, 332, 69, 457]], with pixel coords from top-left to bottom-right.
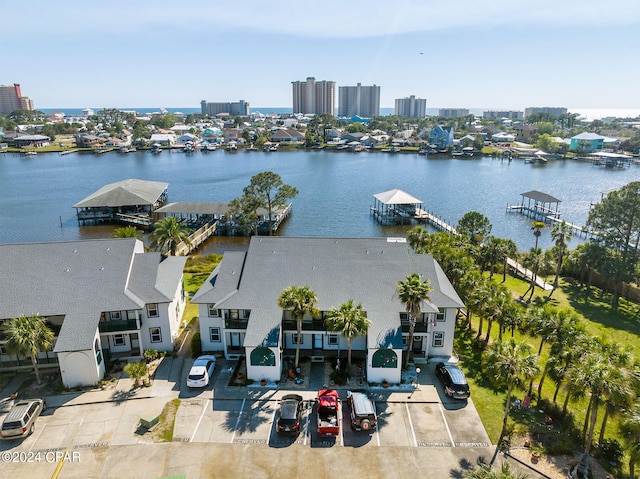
[[316, 389, 340, 437]]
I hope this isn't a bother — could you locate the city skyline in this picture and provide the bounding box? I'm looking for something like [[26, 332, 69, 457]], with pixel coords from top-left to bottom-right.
[[2, 1, 639, 111]]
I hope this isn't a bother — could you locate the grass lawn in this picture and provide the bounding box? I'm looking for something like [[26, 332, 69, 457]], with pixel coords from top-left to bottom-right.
[[459, 272, 640, 474]]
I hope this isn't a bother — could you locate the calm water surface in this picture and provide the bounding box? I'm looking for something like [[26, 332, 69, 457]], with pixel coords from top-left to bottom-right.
[[1, 149, 639, 254]]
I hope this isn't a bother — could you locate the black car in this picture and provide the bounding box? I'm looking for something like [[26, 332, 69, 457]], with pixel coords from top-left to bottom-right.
[[435, 362, 470, 399], [276, 394, 304, 434]]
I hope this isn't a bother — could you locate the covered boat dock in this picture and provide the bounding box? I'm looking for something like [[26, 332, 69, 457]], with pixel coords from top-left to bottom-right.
[[73, 178, 169, 228], [506, 190, 562, 222], [371, 188, 428, 225]]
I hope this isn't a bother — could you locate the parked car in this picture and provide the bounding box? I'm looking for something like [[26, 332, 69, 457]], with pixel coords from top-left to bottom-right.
[[316, 389, 340, 437], [435, 362, 470, 399], [346, 390, 377, 431], [276, 394, 304, 434], [1, 398, 46, 439], [186, 355, 217, 388]]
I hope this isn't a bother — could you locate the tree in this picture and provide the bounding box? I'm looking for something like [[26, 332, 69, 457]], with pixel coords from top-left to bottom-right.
[[112, 226, 144, 239], [325, 300, 370, 372], [2, 314, 54, 385], [149, 217, 192, 256], [239, 171, 298, 236], [620, 403, 640, 478], [521, 247, 544, 302], [396, 274, 433, 369], [124, 361, 148, 388], [457, 211, 492, 245], [548, 220, 572, 297], [463, 462, 529, 479], [278, 285, 319, 368], [485, 339, 540, 464], [587, 182, 640, 309]]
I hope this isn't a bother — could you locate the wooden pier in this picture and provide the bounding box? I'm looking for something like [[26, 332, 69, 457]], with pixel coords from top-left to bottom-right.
[[174, 222, 217, 255], [415, 209, 458, 235]]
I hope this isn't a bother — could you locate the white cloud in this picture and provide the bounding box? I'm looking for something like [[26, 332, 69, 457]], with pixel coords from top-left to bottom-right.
[[6, 0, 640, 39]]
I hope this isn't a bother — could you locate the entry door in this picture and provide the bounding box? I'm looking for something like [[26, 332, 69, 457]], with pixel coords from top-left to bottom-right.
[[313, 334, 323, 350], [230, 332, 241, 349], [412, 336, 423, 353]]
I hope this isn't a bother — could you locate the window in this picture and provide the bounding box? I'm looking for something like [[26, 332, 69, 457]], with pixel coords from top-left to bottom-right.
[[292, 334, 303, 344], [109, 311, 121, 320], [436, 308, 446, 322], [150, 327, 162, 343], [209, 327, 221, 342], [147, 303, 159, 318], [242, 310, 251, 319], [208, 304, 219, 317], [229, 309, 239, 320], [328, 334, 339, 346], [113, 334, 125, 346], [126, 310, 137, 320], [433, 332, 444, 347]]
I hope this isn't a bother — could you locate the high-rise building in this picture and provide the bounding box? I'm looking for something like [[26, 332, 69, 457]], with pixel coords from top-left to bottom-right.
[[200, 100, 250, 117], [338, 83, 380, 118], [394, 95, 426, 118], [438, 108, 470, 118], [483, 110, 523, 120], [524, 107, 567, 118], [0, 84, 33, 115], [292, 77, 335, 115]]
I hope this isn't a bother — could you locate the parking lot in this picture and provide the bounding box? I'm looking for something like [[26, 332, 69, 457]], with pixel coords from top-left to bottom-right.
[[0, 358, 497, 478]]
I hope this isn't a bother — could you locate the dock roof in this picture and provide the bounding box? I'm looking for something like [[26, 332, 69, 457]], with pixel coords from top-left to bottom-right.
[[373, 188, 423, 205], [520, 190, 562, 204], [73, 179, 168, 208]]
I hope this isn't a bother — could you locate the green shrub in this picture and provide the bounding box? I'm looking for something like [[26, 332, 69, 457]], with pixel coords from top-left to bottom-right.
[[596, 438, 624, 465], [191, 332, 202, 357]]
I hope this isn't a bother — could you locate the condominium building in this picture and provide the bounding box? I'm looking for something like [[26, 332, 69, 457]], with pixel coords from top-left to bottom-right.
[[394, 95, 426, 118], [483, 110, 524, 120], [524, 107, 567, 118], [438, 108, 470, 118], [292, 77, 335, 115], [338, 83, 380, 118], [200, 100, 250, 117], [0, 83, 33, 115]]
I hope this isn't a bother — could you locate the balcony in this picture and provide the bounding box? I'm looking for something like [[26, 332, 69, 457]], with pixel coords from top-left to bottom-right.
[[400, 320, 428, 333], [282, 319, 327, 331], [98, 318, 140, 333], [225, 319, 249, 330]]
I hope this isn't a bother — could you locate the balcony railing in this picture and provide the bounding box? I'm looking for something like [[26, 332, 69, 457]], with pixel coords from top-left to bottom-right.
[[400, 321, 428, 333], [98, 318, 140, 333], [225, 319, 249, 330], [282, 319, 327, 331]]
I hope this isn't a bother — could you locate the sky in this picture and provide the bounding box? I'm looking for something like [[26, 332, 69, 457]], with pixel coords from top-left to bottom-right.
[[3, 0, 640, 111]]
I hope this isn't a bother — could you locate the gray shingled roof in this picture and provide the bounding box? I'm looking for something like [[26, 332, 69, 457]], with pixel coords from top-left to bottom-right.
[[73, 179, 168, 208], [192, 237, 464, 350], [520, 190, 562, 204], [0, 239, 182, 353]]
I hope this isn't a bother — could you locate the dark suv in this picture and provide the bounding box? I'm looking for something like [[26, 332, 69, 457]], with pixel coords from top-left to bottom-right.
[[435, 362, 470, 399], [346, 390, 377, 431]]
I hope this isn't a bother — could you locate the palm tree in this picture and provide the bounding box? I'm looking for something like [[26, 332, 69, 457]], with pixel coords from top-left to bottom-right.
[[548, 220, 572, 298], [149, 217, 192, 255], [111, 226, 144, 239], [485, 339, 540, 464], [325, 300, 370, 372], [3, 314, 54, 384], [531, 221, 546, 250], [278, 285, 319, 368], [621, 403, 640, 478], [521, 247, 545, 302], [396, 274, 433, 369], [463, 462, 529, 479]]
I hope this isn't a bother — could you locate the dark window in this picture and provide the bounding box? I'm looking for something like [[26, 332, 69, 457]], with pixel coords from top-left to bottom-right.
[[209, 327, 221, 342]]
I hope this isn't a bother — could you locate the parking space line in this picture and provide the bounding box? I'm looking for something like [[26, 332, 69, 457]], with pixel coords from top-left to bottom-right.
[[267, 400, 278, 444], [303, 401, 310, 446], [28, 424, 46, 453], [190, 399, 211, 442], [230, 399, 246, 443], [438, 403, 455, 447], [373, 401, 380, 446], [405, 402, 418, 447]]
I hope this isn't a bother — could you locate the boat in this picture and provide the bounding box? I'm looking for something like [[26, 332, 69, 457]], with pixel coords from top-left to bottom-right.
[[451, 151, 463, 157], [226, 142, 238, 151], [183, 142, 195, 153], [151, 143, 162, 154], [462, 147, 474, 157], [21, 151, 37, 157]]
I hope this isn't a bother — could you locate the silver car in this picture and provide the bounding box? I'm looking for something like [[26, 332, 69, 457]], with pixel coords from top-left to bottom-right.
[[1, 398, 46, 439]]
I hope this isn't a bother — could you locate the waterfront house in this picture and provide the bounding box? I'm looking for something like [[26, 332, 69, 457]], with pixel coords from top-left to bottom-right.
[[75, 133, 106, 148], [11, 134, 51, 148], [149, 133, 176, 147], [192, 237, 464, 384], [491, 131, 516, 144], [570, 132, 605, 153], [269, 129, 305, 143], [514, 124, 537, 143], [428, 125, 454, 149], [0, 239, 187, 388]]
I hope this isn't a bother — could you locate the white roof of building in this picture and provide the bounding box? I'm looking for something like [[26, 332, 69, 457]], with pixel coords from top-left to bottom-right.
[[373, 188, 423, 205]]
